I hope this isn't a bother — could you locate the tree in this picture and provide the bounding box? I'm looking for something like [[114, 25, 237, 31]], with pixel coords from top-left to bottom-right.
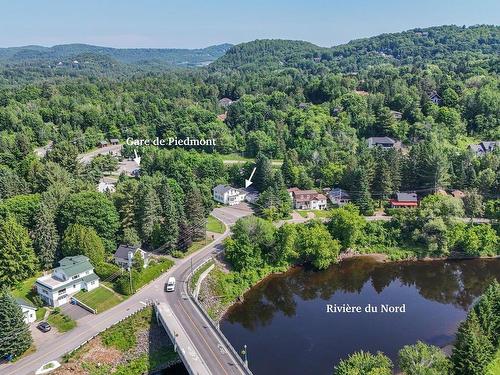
[[419, 194, 464, 218], [350, 167, 374, 215], [61, 224, 105, 265], [0, 217, 37, 288], [463, 190, 484, 221], [0, 289, 33, 358], [185, 185, 206, 242], [59, 191, 119, 252], [473, 280, 500, 347], [157, 182, 179, 252], [328, 204, 366, 250], [451, 309, 494, 375], [271, 224, 298, 267], [296, 221, 340, 270], [135, 183, 161, 245], [46, 141, 79, 172], [132, 250, 144, 272], [334, 351, 393, 375], [398, 341, 451, 375], [32, 204, 59, 269], [122, 227, 140, 246], [254, 152, 274, 192]]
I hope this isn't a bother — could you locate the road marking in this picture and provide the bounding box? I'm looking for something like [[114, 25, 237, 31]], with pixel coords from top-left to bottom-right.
[[177, 300, 231, 375], [139, 301, 147, 306]]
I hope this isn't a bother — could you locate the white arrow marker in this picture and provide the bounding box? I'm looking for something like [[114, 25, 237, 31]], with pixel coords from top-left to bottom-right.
[[133, 149, 141, 166], [245, 167, 257, 188]]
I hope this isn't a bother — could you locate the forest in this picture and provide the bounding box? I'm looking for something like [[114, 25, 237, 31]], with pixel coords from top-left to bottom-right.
[[0, 24, 498, 290]]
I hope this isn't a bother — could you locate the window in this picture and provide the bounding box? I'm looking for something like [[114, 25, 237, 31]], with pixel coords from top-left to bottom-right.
[[72, 274, 79, 280], [58, 288, 66, 295]]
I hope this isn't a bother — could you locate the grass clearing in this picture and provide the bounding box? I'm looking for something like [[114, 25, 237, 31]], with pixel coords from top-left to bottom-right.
[[47, 310, 76, 332], [190, 260, 214, 290], [207, 215, 225, 233], [74, 286, 123, 313], [296, 210, 332, 219], [11, 272, 43, 305], [135, 258, 174, 289], [36, 307, 47, 321], [172, 237, 212, 259], [101, 307, 152, 351]]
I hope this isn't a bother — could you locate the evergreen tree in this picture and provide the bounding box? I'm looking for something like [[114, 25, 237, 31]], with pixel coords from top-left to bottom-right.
[[115, 179, 138, 234], [136, 183, 161, 244], [372, 157, 393, 201], [157, 183, 179, 252], [451, 309, 494, 375], [0, 289, 33, 358], [177, 216, 193, 251], [185, 185, 206, 241], [254, 152, 274, 191], [350, 168, 374, 215], [473, 280, 500, 347], [398, 341, 451, 375], [0, 217, 37, 288], [32, 204, 59, 269], [281, 150, 299, 186]]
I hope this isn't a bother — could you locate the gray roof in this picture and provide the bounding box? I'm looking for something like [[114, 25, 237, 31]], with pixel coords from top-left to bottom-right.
[[58, 256, 94, 277], [114, 245, 141, 260], [15, 298, 36, 309], [396, 193, 418, 202], [213, 184, 233, 194], [81, 273, 99, 284], [368, 137, 396, 145]]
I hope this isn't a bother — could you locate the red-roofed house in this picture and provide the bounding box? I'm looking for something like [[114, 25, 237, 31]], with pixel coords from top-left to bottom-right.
[[389, 193, 418, 208]]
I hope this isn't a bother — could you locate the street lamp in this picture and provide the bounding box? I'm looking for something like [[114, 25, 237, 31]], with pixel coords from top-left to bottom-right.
[[241, 344, 248, 367]]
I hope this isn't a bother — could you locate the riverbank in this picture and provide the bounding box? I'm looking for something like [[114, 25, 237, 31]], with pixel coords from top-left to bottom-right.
[[53, 307, 181, 375], [199, 251, 500, 323]]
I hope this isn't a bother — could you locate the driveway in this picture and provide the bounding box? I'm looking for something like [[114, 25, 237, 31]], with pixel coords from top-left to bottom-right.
[[60, 303, 93, 321], [78, 144, 123, 164]]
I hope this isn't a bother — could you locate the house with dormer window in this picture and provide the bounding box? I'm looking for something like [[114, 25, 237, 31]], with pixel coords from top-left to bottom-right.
[[35, 255, 99, 307]]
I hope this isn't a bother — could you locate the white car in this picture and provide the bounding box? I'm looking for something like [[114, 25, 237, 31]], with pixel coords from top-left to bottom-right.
[[166, 277, 176, 292]]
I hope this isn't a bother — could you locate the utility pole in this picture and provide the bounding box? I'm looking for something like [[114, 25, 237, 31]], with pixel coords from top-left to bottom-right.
[[128, 266, 133, 295], [242, 344, 248, 367]]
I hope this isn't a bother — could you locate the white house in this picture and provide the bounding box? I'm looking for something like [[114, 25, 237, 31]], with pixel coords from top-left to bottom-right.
[[114, 245, 149, 269], [288, 188, 328, 210], [97, 177, 117, 193], [328, 188, 351, 206], [213, 184, 247, 206], [16, 298, 37, 324], [35, 256, 100, 307]]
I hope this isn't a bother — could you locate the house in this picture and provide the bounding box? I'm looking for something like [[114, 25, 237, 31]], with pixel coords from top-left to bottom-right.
[[218, 97, 234, 108], [288, 188, 327, 210], [98, 140, 108, 148], [468, 141, 498, 157], [240, 186, 260, 205], [389, 193, 418, 208], [213, 184, 247, 206], [428, 91, 442, 105], [16, 298, 37, 324], [436, 188, 448, 196], [110, 138, 119, 145], [451, 190, 466, 199], [354, 90, 369, 96], [35, 256, 99, 307], [328, 188, 351, 206], [367, 137, 397, 149], [114, 245, 149, 269], [97, 177, 117, 193], [390, 110, 403, 120]]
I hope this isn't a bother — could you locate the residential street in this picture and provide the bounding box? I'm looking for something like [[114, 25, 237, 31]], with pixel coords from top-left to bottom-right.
[[1, 204, 252, 375]]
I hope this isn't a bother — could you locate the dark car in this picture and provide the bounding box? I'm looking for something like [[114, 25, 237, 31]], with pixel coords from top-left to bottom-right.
[[37, 321, 51, 333]]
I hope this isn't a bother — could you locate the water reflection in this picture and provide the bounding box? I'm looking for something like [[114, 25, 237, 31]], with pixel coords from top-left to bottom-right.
[[221, 258, 500, 375]]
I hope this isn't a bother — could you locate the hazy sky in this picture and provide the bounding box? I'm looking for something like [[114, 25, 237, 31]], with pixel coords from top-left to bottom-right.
[[1, 0, 499, 48]]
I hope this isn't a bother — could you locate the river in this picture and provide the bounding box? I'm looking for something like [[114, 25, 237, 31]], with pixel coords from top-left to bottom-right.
[[220, 257, 500, 375]]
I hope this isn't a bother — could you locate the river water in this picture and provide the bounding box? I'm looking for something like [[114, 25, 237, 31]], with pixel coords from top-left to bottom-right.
[[220, 257, 500, 375]]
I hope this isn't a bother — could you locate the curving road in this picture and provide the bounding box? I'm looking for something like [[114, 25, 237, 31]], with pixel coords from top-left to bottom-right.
[[1, 204, 252, 375]]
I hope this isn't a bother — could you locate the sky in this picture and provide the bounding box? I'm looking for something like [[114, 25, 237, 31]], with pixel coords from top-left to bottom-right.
[[1, 0, 499, 49]]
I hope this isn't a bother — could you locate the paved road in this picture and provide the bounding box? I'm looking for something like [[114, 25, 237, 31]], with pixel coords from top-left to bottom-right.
[[165, 204, 253, 375], [1, 204, 252, 375]]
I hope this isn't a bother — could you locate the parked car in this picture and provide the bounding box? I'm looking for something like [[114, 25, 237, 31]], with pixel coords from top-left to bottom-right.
[[37, 321, 51, 333], [165, 277, 176, 292]]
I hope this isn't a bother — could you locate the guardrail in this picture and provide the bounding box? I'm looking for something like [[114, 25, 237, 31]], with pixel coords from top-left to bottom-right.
[[70, 297, 97, 314], [185, 258, 253, 375]]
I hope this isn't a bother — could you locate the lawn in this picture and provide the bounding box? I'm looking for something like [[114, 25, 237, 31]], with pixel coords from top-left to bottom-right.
[[47, 310, 77, 332], [296, 209, 332, 219], [74, 286, 123, 313], [190, 260, 215, 289], [36, 307, 47, 321], [486, 349, 500, 375], [172, 237, 212, 259], [11, 272, 43, 305], [135, 258, 174, 290], [207, 215, 225, 233]]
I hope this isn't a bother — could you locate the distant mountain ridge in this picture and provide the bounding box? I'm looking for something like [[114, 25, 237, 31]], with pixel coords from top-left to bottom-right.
[[0, 43, 233, 66]]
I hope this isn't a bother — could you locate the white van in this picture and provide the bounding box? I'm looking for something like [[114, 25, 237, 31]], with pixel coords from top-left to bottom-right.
[[166, 277, 176, 292]]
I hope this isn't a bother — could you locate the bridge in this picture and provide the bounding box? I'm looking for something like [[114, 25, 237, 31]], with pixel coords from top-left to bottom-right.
[[160, 204, 254, 375]]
